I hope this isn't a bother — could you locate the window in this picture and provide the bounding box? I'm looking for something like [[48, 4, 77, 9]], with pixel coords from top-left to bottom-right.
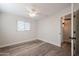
[[17, 21, 30, 31]]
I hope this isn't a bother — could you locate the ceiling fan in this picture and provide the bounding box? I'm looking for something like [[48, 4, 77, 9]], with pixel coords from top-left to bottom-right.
[[26, 6, 39, 17]]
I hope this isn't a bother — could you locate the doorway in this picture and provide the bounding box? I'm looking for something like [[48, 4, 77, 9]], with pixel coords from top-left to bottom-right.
[[61, 14, 71, 54]]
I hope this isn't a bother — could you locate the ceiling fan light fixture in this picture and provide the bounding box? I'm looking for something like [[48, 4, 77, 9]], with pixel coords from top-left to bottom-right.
[[28, 12, 37, 17], [26, 7, 39, 17]]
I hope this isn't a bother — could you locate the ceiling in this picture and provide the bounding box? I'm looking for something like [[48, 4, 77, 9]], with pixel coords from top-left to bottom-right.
[[0, 3, 71, 20]]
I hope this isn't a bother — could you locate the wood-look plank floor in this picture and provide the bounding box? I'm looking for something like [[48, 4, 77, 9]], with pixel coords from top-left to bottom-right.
[[0, 40, 71, 56]]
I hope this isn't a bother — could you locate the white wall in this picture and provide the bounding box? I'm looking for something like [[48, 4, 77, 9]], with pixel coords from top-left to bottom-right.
[[0, 12, 1, 40], [0, 6, 71, 47], [37, 7, 71, 47], [0, 12, 37, 48]]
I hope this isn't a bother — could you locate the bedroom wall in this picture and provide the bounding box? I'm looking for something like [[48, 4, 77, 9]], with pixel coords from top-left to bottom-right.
[[0, 12, 37, 48], [37, 7, 71, 47], [0, 6, 71, 47]]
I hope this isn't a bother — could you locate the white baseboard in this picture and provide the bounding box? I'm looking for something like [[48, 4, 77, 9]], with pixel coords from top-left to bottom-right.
[[0, 38, 36, 48], [0, 38, 61, 48], [38, 38, 61, 47]]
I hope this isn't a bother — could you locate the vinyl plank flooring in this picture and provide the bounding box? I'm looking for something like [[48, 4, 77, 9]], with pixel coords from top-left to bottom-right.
[[0, 40, 71, 56]]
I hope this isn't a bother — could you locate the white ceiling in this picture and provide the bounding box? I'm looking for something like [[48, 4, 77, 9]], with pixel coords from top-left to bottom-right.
[[0, 3, 71, 20]]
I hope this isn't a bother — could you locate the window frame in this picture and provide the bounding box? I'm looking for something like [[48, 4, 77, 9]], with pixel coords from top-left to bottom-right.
[[17, 20, 31, 32]]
